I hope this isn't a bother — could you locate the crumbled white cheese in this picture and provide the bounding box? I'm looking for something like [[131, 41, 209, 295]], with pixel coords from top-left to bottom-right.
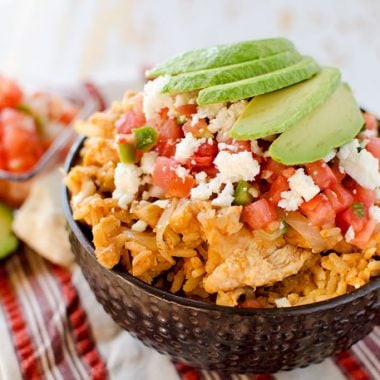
[[345, 226, 355, 243], [174, 133, 205, 164], [337, 139, 380, 190], [360, 129, 378, 138], [113, 163, 142, 208], [174, 93, 197, 107], [190, 175, 222, 201], [278, 190, 303, 211], [369, 205, 380, 222], [323, 149, 336, 162], [217, 142, 238, 152], [274, 297, 291, 308], [143, 76, 173, 120], [140, 151, 158, 174], [211, 183, 235, 207], [214, 151, 260, 183], [288, 168, 320, 202], [191, 182, 213, 201], [207, 100, 247, 133], [195, 171, 208, 184], [175, 165, 190, 182], [131, 220, 148, 232], [191, 103, 225, 126]]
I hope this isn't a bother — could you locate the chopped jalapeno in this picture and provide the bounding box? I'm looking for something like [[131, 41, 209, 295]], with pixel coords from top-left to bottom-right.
[[118, 143, 137, 164], [352, 202, 365, 218], [233, 180, 254, 205], [176, 115, 188, 125], [133, 126, 158, 151]]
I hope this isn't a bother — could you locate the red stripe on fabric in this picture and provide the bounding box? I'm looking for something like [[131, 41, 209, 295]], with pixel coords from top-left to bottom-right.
[[335, 351, 371, 380], [252, 375, 276, 380], [50, 264, 108, 380], [22, 252, 77, 379], [0, 265, 43, 379], [83, 82, 107, 112]]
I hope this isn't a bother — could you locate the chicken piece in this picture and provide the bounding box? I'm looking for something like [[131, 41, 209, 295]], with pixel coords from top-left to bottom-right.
[[169, 200, 202, 248], [204, 243, 312, 293], [196, 203, 249, 273]]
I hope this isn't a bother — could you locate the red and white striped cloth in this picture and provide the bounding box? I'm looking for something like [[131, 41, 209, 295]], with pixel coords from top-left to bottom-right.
[[0, 247, 379, 380]]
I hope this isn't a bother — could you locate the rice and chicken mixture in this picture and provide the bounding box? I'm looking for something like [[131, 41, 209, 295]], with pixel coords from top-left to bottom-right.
[[66, 83, 380, 308]]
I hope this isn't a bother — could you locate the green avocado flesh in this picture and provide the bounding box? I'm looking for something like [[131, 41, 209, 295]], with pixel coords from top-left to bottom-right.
[[229, 67, 341, 140], [0, 203, 18, 259], [161, 50, 302, 93], [146, 38, 294, 78], [197, 56, 320, 105], [269, 84, 364, 165]]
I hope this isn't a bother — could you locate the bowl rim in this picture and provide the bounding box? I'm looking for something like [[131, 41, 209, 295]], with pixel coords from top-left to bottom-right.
[[63, 136, 380, 316]]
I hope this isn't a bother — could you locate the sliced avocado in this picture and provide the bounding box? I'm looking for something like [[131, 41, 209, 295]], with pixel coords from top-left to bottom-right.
[[197, 56, 320, 105], [146, 38, 295, 78], [0, 202, 18, 259], [229, 67, 341, 140], [161, 50, 302, 93], [269, 84, 364, 165]]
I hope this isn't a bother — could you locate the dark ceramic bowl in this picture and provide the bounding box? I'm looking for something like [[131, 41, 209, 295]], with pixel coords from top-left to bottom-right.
[[63, 137, 380, 374]]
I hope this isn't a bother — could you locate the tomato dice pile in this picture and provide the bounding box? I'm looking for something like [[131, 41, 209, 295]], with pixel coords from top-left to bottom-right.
[[115, 100, 380, 250], [0, 75, 78, 173]]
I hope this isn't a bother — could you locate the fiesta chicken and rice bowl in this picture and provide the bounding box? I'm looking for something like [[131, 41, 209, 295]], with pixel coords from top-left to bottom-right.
[[65, 38, 380, 308]]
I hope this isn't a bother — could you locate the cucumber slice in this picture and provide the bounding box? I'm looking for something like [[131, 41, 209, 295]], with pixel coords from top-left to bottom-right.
[[197, 56, 320, 105]]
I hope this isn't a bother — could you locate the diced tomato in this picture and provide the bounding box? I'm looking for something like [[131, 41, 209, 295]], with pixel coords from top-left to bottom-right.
[[186, 140, 218, 174], [300, 194, 336, 227], [152, 157, 195, 198], [363, 113, 378, 131], [176, 104, 197, 116], [0, 144, 6, 170], [261, 158, 287, 183], [265, 175, 289, 205], [187, 155, 214, 168], [183, 118, 209, 138], [116, 110, 146, 134], [241, 199, 278, 230], [226, 140, 251, 153], [156, 117, 183, 157], [0, 76, 23, 109], [330, 161, 346, 182], [1, 110, 42, 172], [349, 220, 377, 249], [351, 183, 375, 209], [336, 208, 367, 234], [305, 160, 338, 190], [366, 137, 380, 161], [202, 165, 218, 178], [324, 182, 354, 213]]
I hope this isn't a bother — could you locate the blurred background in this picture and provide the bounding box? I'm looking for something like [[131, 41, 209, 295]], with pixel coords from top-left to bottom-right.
[[0, 0, 379, 112]]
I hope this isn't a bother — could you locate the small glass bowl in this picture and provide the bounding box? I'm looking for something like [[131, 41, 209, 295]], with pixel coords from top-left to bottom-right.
[[0, 83, 103, 207]]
